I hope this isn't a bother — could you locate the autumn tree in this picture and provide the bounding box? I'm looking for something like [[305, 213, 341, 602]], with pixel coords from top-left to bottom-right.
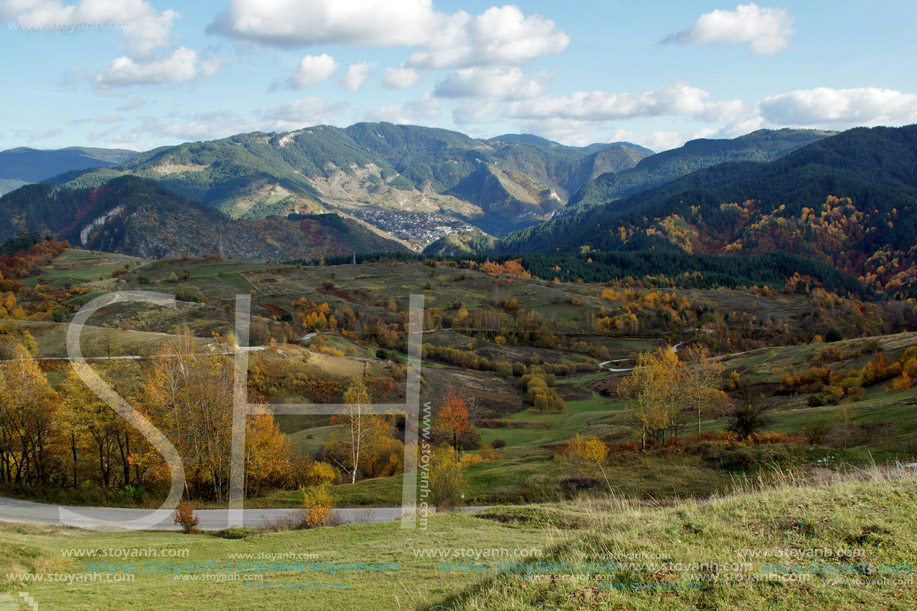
[[59, 368, 121, 489], [619, 346, 681, 450], [0, 344, 59, 485], [435, 389, 477, 452], [324, 378, 390, 484], [140, 329, 291, 501], [678, 344, 727, 434]]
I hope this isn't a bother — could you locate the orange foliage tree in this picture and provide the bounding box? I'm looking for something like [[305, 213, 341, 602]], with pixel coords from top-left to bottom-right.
[[435, 389, 477, 452]]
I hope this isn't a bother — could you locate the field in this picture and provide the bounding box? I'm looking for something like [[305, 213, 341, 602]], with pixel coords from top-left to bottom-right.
[[1, 469, 914, 610], [2, 249, 917, 610], [4, 251, 917, 509]]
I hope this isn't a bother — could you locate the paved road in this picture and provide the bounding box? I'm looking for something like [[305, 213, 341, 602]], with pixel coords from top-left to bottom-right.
[[0, 346, 267, 364], [0, 496, 484, 531], [599, 341, 685, 372]]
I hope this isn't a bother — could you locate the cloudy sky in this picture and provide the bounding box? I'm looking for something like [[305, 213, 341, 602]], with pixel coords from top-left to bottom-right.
[[1, 0, 916, 152]]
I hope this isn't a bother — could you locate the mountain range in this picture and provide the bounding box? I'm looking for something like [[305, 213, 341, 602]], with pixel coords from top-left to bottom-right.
[[0, 146, 136, 196], [4, 122, 914, 294], [45, 123, 657, 238]]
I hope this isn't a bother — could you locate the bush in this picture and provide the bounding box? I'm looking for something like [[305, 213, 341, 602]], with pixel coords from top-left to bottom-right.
[[564, 434, 608, 464], [211, 527, 254, 540], [430, 446, 467, 510], [51, 305, 67, 322], [491, 438, 507, 449], [175, 284, 205, 303], [495, 361, 513, 378], [174, 503, 199, 534], [299, 485, 333, 528], [712, 444, 793, 471], [726, 398, 771, 438], [801, 417, 832, 445], [304, 461, 337, 487]]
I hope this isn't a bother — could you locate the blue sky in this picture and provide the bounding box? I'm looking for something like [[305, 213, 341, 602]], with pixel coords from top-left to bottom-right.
[[1, 0, 916, 152]]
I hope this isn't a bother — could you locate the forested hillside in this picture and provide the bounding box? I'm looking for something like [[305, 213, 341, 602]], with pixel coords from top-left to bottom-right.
[[0, 176, 406, 260], [502, 125, 917, 294], [568, 128, 834, 211]]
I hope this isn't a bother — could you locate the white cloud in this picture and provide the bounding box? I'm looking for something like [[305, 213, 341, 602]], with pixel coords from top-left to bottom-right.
[[407, 5, 568, 69], [507, 83, 747, 122], [290, 53, 338, 89], [760, 87, 917, 127], [1, 0, 179, 58], [503, 118, 718, 151], [121, 112, 258, 143], [209, 1, 567, 70], [94, 47, 221, 87], [381, 66, 419, 89], [605, 127, 718, 152], [452, 99, 501, 125], [16, 127, 65, 143], [341, 61, 376, 92], [258, 96, 348, 130], [101, 109, 278, 147], [361, 94, 444, 124], [663, 3, 795, 54], [117, 96, 146, 111], [434, 67, 551, 100], [208, 0, 440, 47]]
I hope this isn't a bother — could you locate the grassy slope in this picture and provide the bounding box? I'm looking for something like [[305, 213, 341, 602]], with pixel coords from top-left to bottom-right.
[[439, 474, 917, 610], [1, 475, 913, 610]]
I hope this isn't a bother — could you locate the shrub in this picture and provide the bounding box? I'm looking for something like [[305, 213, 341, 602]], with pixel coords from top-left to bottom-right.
[[299, 485, 333, 528], [51, 305, 67, 322], [477, 444, 500, 461], [801, 417, 832, 445], [173, 503, 199, 534], [175, 284, 205, 303], [491, 438, 507, 449], [892, 373, 912, 391], [430, 446, 467, 510], [304, 461, 336, 487], [564, 434, 608, 464], [726, 398, 771, 438], [495, 361, 513, 378], [211, 527, 254, 540]]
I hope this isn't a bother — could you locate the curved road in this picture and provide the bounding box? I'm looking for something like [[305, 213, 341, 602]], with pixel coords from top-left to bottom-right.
[[0, 496, 485, 531], [599, 340, 686, 372]]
